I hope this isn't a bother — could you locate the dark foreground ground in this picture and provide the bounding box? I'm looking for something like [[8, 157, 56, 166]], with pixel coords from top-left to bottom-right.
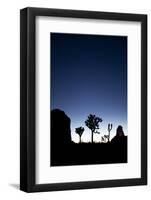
[[51, 140, 127, 166]]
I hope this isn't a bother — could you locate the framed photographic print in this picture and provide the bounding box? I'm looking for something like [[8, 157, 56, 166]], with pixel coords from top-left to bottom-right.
[[20, 7, 147, 192]]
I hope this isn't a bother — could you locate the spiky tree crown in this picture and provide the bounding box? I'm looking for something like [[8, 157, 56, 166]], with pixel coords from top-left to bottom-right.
[[75, 127, 84, 136], [85, 114, 102, 132]]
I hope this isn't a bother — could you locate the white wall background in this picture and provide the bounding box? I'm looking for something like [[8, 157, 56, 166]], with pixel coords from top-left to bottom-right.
[[0, 0, 150, 199]]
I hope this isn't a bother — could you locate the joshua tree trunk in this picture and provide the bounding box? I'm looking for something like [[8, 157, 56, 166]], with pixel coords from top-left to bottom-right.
[[79, 136, 81, 143], [108, 124, 112, 143], [91, 131, 94, 143], [108, 131, 110, 142]]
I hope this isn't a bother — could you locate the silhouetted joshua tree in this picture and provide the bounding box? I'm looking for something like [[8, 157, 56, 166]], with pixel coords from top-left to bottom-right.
[[75, 127, 84, 143], [85, 114, 102, 143], [107, 123, 113, 142], [103, 134, 109, 143], [101, 136, 107, 143]]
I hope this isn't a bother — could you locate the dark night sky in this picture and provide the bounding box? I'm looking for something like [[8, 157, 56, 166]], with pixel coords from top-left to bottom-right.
[[51, 33, 127, 142]]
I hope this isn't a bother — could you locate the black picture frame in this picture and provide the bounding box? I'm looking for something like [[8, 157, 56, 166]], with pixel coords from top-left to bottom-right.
[[20, 7, 147, 192]]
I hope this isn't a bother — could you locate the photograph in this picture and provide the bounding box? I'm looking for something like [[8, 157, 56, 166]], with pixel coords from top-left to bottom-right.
[[50, 33, 127, 166]]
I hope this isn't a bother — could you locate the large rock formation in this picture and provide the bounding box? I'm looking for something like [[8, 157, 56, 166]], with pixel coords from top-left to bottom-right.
[[111, 125, 127, 145], [51, 109, 71, 145], [50, 109, 72, 166]]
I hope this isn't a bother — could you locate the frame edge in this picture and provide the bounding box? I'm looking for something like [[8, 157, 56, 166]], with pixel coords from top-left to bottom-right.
[[20, 8, 28, 192]]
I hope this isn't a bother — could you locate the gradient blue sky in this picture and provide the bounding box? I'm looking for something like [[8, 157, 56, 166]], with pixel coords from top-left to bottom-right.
[[51, 33, 127, 142]]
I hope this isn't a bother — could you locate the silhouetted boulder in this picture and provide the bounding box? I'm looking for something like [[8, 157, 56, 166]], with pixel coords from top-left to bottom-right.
[[51, 109, 71, 145], [111, 125, 127, 145], [51, 109, 72, 166]]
